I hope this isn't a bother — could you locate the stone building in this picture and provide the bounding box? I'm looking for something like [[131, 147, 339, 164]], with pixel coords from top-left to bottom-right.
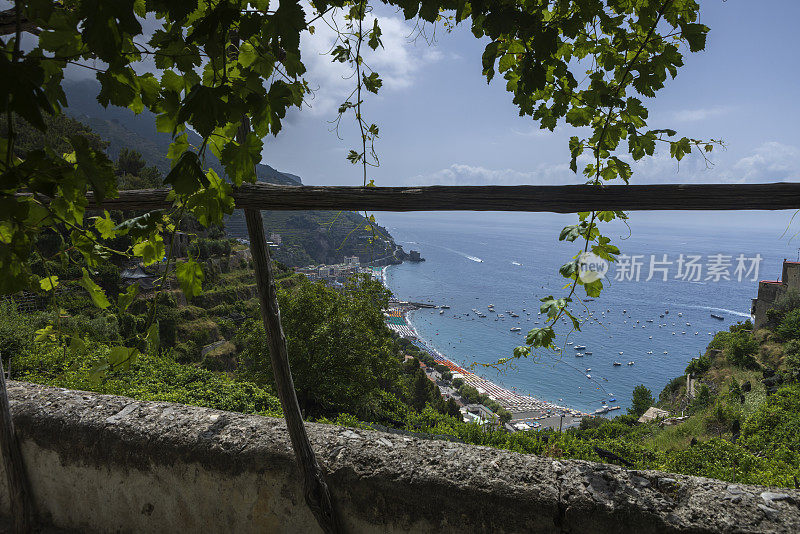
[[751, 259, 800, 329]]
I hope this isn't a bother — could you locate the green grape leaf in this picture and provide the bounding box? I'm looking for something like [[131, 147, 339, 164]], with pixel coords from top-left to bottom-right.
[[176, 259, 204, 299], [117, 283, 139, 312], [39, 275, 59, 291], [79, 268, 110, 309]]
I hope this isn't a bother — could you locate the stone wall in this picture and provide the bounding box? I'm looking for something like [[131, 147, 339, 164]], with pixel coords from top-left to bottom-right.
[[0, 381, 798, 533], [753, 281, 785, 330], [782, 261, 800, 292]]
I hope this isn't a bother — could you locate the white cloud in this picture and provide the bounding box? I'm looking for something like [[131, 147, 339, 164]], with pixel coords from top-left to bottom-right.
[[511, 126, 557, 138], [672, 105, 733, 123], [404, 141, 800, 188], [404, 163, 581, 186], [731, 141, 800, 182], [301, 11, 443, 115]]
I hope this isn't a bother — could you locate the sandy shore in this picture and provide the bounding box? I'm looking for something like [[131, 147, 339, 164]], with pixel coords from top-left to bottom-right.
[[384, 302, 588, 426]]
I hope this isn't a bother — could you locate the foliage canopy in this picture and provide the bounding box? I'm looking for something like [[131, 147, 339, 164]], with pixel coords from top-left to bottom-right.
[[1, 0, 713, 371]]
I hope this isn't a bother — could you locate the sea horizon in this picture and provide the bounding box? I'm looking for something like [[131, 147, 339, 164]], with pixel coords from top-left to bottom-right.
[[379, 212, 798, 413]]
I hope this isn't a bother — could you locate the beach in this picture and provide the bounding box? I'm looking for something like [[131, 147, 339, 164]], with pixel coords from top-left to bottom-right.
[[385, 299, 587, 430]]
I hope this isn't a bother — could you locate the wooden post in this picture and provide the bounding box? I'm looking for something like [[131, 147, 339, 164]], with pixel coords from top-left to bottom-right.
[[0, 356, 33, 533], [245, 210, 340, 533]]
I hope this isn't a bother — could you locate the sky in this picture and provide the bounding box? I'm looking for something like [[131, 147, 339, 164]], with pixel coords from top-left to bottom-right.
[[266, 1, 800, 187], [257, 0, 800, 232], [14, 0, 800, 231]]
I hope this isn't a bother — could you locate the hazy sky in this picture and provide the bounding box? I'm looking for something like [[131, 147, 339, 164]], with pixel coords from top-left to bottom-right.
[[266, 1, 800, 189], [22, 0, 800, 231], [257, 0, 799, 232]]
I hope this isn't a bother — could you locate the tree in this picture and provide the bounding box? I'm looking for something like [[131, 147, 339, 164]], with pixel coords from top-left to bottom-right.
[[776, 309, 800, 342], [497, 408, 512, 425], [628, 384, 655, 417], [704, 401, 740, 438], [446, 397, 461, 419], [725, 331, 759, 369], [411, 368, 431, 412], [115, 148, 146, 177], [0, 0, 711, 376], [237, 276, 398, 418]]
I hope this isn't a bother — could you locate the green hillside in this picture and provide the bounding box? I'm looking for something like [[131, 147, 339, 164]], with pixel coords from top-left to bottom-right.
[[61, 80, 399, 266], [63, 80, 300, 185]]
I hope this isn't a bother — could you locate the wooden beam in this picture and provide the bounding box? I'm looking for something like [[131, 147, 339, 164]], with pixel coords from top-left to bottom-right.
[[0, 358, 34, 533], [71, 182, 800, 213], [0, 8, 39, 36], [234, 108, 340, 532], [245, 209, 341, 534]]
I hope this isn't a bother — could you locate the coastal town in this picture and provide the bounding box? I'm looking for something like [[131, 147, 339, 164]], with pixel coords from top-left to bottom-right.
[[386, 300, 587, 432], [294, 254, 587, 432]]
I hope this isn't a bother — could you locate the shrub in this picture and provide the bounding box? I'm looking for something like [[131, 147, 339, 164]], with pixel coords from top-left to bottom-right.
[[725, 331, 759, 369], [628, 384, 655, 417], [703, 401, 741, 437], [688, 384, 712, 414], [785, 339, 800, 373], [766, 290, 800, 329], [0, 302, 41, 357], [685, 355, 711, 376], [776, 309, 800, 341]]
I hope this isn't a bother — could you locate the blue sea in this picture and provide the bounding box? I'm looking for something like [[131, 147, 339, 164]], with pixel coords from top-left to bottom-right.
[[377, 212, 797, 414]]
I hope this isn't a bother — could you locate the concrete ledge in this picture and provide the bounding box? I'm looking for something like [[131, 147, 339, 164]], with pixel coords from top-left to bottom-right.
[[0, 381, 797, 533]]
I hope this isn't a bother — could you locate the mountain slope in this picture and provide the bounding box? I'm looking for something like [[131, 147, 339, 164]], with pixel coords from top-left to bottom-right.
[[63, 80, 300, 186], [62, 79, 400, 266]]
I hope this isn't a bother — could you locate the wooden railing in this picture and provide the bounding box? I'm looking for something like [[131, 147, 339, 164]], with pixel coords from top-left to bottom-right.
[[7, 181, 800, 534], [78, 182, 800, 212]]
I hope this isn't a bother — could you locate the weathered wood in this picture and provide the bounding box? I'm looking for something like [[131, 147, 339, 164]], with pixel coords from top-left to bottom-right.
[[0, 8, 38, 36], [63, 182, 800, 213], [0, 357, 34, 533], [244, 209, 341, 534]]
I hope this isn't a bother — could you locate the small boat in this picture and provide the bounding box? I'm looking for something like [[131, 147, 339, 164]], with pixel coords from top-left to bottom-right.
[[584, 351, 592, 355], [574, 345, 586, 350], [567, 341, 573, 345], [440, 305, 450, 309], [575, 353, 584, 357], [665, 310, 669, 314], [498, 314, 504, 318], [663, 351, 668, 354], [678, 312, 683, 317], [618, 351, 623, 355], [648, 336, 652, 339], [711, 313, 724, 320], [585, 368, 591, 372], [586, 374, 592, 379], [510, 327, 521, 332], [439, 310, 444, 314], [646, 319, 653, 323], [583, 298, 595, 302], [627, 361, 634, 366], [613, 361, 622, 366]]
